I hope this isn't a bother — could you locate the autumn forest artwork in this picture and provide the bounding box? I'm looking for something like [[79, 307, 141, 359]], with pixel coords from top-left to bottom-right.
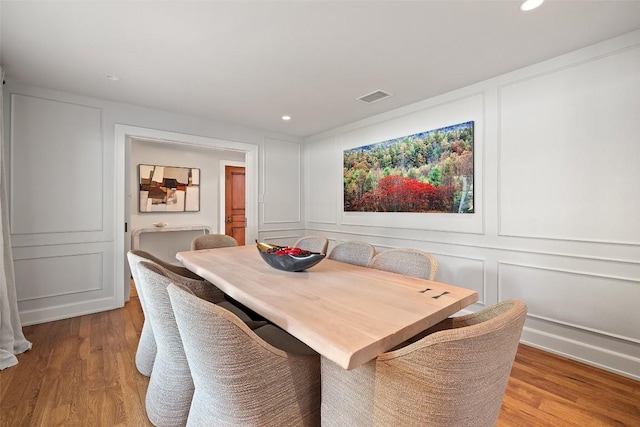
[[343, 121, 474, 213]]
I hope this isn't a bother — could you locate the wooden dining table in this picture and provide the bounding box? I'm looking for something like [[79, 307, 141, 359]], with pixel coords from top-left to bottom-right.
[[176, 245, 478, 370]]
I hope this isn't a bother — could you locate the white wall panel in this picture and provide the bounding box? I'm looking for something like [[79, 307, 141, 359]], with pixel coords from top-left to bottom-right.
[[498, 46, 640, 244], [498, 262, 640, 343], [11, 242, 114, 325], [435, 254, 485, 304], [14, 253, 103, 300], [305, 136, 338, 224], [10, 94, 103, 234], [263, 138, 301, 223]]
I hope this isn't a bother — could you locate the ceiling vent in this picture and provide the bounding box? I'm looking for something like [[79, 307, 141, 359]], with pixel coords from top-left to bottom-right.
[[357, 90, 392, 104]]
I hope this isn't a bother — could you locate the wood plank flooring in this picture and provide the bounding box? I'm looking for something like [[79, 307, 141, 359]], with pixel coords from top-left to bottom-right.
[[1, 294, 639, 426]]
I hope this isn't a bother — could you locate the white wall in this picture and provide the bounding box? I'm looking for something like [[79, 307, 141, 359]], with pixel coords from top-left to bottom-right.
[[303, 30, 640, 379], [3, 81, 304, 325]]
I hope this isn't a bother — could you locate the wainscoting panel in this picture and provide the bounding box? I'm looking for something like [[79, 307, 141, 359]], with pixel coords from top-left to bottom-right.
[[14, 253, 103, 301], [498, 45, 640, 244], [498, 262, 640, 343], [8, 89, 116, 325], [305, 136, 338, 225], [262, 138, 301, 224], [12, 242, 115, 325], [10, 94, 104, 235], [434, 253, 486, 305]]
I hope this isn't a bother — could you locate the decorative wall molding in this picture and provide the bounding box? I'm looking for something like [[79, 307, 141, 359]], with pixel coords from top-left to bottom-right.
[[304, 227, 640, 265], [10, 93, 105, 235], [262, 138, 302, 224], [497, 45, 640, 245], [498, 261, 640, 344], [521, 328, 640, 381]]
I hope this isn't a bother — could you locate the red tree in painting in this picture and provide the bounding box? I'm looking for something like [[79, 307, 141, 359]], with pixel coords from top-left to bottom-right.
[[351, 176, 454, 212]]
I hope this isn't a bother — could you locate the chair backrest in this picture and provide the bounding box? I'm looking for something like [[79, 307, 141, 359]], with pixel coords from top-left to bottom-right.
[[138, 262, 190, 356], [191, 234, 238, 250], [294, 235, 329, 254], [167, 283, 321, 425], [368, 248, 438, 280], [377, 299, 527, 426], [321, 300, 527, 427], [130, 250, 225, 303], [126, 251, 158, 376], [136, 261, 194, 426], [128, 249, 202, 280], [328, 241, 376, 267]]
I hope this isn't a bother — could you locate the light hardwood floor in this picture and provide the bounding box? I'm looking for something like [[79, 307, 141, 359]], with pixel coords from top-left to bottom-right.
[[1, 293, 639, 426]]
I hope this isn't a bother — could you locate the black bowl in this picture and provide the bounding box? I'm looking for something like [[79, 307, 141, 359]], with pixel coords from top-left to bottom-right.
[[257, 246, 325, 272]]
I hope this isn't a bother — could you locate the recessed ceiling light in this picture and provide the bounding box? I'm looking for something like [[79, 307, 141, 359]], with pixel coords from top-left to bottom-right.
[[104, 73, 120, 81], [282, 115, 291, 121], [521, 0, 544, 11]]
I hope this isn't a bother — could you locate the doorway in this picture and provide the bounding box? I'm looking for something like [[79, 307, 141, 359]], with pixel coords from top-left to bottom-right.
[[116, 125, 259, 307]]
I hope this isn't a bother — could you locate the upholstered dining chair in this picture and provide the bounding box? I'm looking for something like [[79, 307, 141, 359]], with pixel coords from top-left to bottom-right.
[[294, 235, 329, 254], [127, 251, 262, 378], [191, 233, 238, 250], [136, 262, 267, 426], [136, 261, 200, 426], [321, 299, 527, 427], [168, 283, 321, 427], [368, 248, 439, 280], [127, 249, 210, 377], [327, 241, 376, 267]]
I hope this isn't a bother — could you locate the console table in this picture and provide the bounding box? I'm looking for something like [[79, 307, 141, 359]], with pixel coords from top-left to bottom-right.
[[131, 224, 213, 250]]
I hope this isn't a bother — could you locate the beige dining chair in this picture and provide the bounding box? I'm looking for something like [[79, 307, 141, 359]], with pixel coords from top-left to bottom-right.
[[294, 235, 329, 254], [127, 250, 214, 377], [168, 282, 321, 426], [127, 251, 262, 378], [191, 233, 238, 250], [368, 248, 439, 280], [328, 241, 376, 267], [136, 261, 199, 426], [321, 299, 527, 427], [137, 262, 267, 426]]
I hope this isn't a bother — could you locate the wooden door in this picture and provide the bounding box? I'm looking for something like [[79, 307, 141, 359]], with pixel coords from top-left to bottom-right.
[[225, 166, 246, 245]]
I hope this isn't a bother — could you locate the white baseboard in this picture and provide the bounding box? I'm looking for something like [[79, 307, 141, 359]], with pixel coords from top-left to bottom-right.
[[19, 297, 120, 326], [521, 327, 640, 381]]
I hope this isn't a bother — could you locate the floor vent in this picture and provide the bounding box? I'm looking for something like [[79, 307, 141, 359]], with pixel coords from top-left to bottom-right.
[[357, 90, 392, 104]]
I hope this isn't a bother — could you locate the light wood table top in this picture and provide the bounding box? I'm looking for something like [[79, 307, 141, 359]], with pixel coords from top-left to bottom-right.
[[177, 245, 478, 370]]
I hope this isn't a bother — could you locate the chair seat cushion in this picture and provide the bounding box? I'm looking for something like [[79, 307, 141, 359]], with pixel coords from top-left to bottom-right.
[[255, 325, 317, 355]]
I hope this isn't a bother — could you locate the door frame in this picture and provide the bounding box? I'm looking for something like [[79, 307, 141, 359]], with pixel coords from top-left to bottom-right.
[[219, 160, 246, 239], [115, 125, 259, 307]]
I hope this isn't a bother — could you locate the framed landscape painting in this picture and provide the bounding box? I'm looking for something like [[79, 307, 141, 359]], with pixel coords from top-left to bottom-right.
[[139, 164, 200, 212], [343, 121, 474, 213]]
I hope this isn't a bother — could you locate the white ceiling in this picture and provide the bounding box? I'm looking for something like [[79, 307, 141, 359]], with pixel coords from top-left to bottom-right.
[[2, 1, 640, 138]]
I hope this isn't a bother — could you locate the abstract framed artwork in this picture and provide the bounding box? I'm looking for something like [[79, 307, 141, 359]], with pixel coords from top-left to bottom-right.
[[138, 164, 200, 212], [343, 121, 474, 213]]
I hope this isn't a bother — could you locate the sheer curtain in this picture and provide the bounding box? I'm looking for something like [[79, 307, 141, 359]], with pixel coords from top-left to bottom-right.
[[0, 68, 32, 370]]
